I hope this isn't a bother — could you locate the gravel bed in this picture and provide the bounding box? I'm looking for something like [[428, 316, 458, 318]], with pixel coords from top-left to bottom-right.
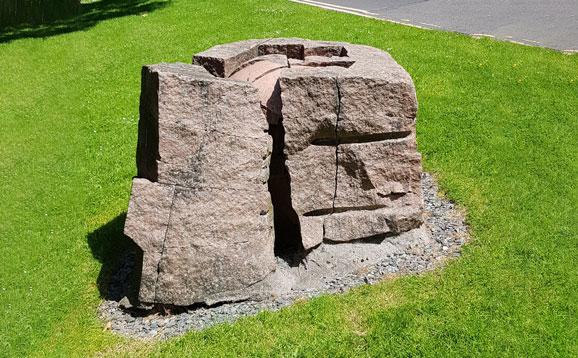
[[98, 172, 468, 339]]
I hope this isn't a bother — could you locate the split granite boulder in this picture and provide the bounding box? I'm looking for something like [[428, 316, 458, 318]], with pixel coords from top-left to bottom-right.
[[124, 38, 424, 306]]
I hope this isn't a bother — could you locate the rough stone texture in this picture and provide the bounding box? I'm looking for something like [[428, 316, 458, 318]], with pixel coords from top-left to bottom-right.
[[275, 39, 424, 247], [335, 139, 422, 206], [192, 39, 266, 78], [279, 67, 339, 154], [124, 179, 174, 302], [258, 38, 307, 59], [323, 207, 423, 243], [155, 185, 274, 306], [285, 146, 336, 215], [136, 62, 270, 187], [126, 62, 274, 306], [125, 38, 425, 307]]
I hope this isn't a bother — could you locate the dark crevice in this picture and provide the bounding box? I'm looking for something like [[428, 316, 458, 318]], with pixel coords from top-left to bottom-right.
[[311, 131, 411, 146], [304, 204, 387, 217], [378, 192, 406, 201], [324, 232, 396, 245], [153, 187, 177, 302], [267, 118, 304, 259], [310, 137, 338, 146], [299, 61, 355, 68], [331, 77, 342, 214], [303, 208, 333, 217], [128, 295, 257, 317]]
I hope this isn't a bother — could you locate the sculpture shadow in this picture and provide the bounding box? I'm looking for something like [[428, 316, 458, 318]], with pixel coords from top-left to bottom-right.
[[0, 0, 169, 44], [87, 212, 142, 302]]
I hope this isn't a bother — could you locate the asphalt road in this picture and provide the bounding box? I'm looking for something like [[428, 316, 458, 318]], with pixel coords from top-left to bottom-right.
[[291, 0, 578, 52]]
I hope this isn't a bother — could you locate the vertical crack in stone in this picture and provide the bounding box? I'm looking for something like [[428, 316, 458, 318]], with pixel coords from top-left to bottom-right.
[[331, 76, 342, 214], [268, 118, 304, 259], [153, 186, 177, 301]]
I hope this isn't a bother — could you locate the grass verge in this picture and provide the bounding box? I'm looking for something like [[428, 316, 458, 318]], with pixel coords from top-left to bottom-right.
[[0, 0, 577, 356]]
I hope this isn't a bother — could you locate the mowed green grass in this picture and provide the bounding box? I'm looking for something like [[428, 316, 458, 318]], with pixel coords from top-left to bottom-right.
[[1, 0, 577, 356]]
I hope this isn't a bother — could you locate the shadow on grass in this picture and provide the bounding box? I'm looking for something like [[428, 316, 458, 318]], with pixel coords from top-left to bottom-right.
[[87, 212, 142, 302], [0, 0, 170, 44]]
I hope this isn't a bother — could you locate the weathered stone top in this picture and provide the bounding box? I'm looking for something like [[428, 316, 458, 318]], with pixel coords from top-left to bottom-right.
[[193, 37, 416, 84], [193, 38, 417, 134]]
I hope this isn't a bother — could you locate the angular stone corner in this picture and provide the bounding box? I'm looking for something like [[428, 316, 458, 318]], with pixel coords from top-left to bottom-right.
[[125, 38, 425, 307], [192, 39, 265, 78]]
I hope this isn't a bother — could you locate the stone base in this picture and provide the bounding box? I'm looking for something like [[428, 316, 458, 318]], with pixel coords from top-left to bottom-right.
[[244, 223, 432, 301]]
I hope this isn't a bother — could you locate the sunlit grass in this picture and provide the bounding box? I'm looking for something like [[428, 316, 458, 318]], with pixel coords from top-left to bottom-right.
[[0, 0, 577, 356]]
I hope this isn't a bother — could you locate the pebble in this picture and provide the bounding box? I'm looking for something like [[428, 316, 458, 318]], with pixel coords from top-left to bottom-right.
[[98, 172, 468, 340]]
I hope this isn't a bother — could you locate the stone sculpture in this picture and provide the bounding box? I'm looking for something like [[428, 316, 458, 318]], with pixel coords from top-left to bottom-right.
[[124, 38, 424, 306]]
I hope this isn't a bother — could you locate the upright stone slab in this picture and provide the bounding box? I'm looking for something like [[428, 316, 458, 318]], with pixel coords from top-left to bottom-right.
[[125, 62, 274, 306]]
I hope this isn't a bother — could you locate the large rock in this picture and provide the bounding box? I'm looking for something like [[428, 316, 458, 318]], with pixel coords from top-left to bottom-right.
[[125, 39, 425, 306], [276, 40, 424, 250], [126, 62, 274, 306]]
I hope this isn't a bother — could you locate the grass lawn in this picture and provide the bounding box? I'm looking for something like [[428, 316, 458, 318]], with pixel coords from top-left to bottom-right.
[[1, 0, 577, 356]]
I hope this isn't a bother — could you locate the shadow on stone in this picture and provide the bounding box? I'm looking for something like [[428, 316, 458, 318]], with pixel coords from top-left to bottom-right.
[[267, 120, 305, 263], [0, 0, 169, 44], [87, 212, 141, 303]]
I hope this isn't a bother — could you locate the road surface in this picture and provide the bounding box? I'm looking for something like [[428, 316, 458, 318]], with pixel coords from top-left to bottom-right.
[[290, 0, 578, 52]]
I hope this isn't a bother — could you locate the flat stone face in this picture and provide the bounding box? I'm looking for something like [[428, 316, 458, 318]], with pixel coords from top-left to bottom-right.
[[192, 39, 265, 78], [124, 178, 174, 303], [258, 38, 307, 59], [155, 185, 274, 305], [334, 137, 423, 210], [285, 145, 336, 216], [137, 62, 270, 185], [337, 76, 417, 139], [323, 207, 423, 243], [323, 209, 393, 242], [279, 67, 340, 154], [163, 186, 272, 250], [124, 178, 174, 253], [299, 216, 325, 250], [126, 38, 425, 307], [156, 131, 270, 189]]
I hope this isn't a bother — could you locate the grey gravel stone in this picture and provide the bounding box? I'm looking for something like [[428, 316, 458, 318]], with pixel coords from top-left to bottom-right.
[[119, 296, 132, 309]]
